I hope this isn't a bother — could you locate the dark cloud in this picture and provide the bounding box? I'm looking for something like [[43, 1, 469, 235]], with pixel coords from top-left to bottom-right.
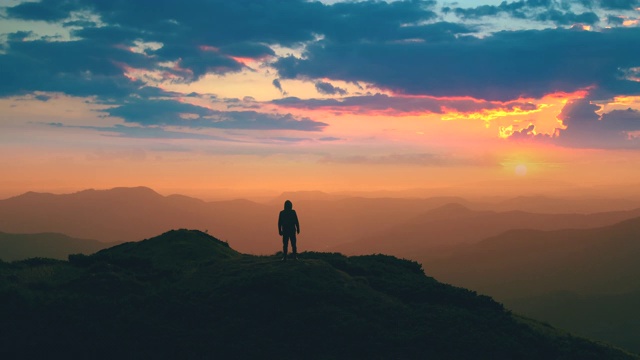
[[34, 94, 52, 102], [272, 79, 286, 96], [509, 99, 640, 148], [213, 111, 327, 131], [446, 0, 640, 25], [2, 0, 639, 142], [262, 136, 311, 143], [274, 27, 640, 101], [0, 34, 151, 98], [319, 137, 341, 142], [508, 124, 553, 142], [6, 0, 76, 22], [273, 94, 538, 115], [104, 99, 328, 131], [557, 100, 640, 148], [598, 0, 640, 10], [607, 15, 625, 25], [449, 0, 551, 20], [219, 42, 276, 59], [535, 10, 599, 25], [314, 81, 347, 96], [0, 1, 468, 104]]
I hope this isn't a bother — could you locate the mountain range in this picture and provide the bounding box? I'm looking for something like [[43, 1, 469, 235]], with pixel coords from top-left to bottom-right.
[[3, 187, 640, 257], [426, 217, 640, 353], [331, 203, 640, 259]]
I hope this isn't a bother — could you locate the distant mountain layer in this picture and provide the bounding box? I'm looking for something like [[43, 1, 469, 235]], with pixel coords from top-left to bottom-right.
[[332, 203, 640, 257], [427, 216, 640, 353], [0, 229, 635, 359], [0, 232, 112, 261], [428, 216, 640, 298], [3, 187, 640, 257]]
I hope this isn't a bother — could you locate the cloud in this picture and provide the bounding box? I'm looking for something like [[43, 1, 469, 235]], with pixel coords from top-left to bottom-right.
[[314, 81, 347, 96], [153, 43, 245, 81], [46, 123, 235, 141], [273, 93, 538, 115], [34, 94, 52, 102], [6, 0, 75, 22], [445, 0, 613, 25], [274, 27, 640, 101], [597, 0, 640, 10], [2, 0, 639, 144], [446, 0, 551, 20], [104, 99, 328, 131], [557, 100, 640, 148], [0, 35, 150, 98], [509, 99, 640, 148], [607, 15, 625, 25], [272, 79, 287, 96], [535, 10, 599, 25], [210, 111, 328, 131], [318, 137, 342, 142]]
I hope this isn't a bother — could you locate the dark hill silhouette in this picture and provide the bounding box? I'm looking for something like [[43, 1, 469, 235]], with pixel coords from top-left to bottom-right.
[[0, 229, 635, 359], [0, 232, 113, 261], [332, 204, 640, 258], [89, 229, 240, 268], [427, 216, 640, 353]]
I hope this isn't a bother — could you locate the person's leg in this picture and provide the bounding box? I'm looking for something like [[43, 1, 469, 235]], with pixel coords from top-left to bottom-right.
[[290, 234, 297, 259], [282, 235, 289, 260]]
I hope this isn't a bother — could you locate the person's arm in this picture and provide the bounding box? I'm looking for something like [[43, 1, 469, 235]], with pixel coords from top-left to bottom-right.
[[278, 212, 283, 235], [294, 211, 300, 234]]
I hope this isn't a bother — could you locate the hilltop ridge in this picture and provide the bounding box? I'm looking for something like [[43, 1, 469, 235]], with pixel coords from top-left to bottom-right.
[[0, 229, 636, 359]]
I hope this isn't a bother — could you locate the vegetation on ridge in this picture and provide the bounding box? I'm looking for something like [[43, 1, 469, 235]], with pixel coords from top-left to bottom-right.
[[0, 229, 636, 359]]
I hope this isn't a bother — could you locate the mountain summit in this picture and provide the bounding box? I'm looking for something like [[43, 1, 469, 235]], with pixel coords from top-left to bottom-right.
[[0, 229, 636, 359]]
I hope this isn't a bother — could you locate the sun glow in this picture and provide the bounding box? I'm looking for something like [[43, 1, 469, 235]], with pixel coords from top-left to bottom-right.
[[515, 164, 527, 176]]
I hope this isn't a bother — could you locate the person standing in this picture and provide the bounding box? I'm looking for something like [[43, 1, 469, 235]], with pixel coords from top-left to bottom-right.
[[278, 200, 300, 261]]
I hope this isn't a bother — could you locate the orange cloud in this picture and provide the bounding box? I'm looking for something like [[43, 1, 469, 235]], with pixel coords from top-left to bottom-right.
[[441, 104, 545, 122], [494, 90, 589, 139]]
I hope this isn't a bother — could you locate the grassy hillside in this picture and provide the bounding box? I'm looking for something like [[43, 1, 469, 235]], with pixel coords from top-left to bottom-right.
[[509, 289, 640, 354], [0, 229, 635, 359]]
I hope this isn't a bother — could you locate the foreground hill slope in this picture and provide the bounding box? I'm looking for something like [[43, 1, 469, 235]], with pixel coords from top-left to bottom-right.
[[0, 229, 636, 359]]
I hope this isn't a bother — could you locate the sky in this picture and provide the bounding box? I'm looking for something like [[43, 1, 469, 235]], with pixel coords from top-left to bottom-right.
[[1, 0, 640, 199]]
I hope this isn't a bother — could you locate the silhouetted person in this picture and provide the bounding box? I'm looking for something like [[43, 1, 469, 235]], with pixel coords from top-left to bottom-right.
[[278, 200, 300, 261]]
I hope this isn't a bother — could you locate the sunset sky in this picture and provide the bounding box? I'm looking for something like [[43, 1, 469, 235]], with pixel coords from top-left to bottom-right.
[[1, 0, 640, 199]]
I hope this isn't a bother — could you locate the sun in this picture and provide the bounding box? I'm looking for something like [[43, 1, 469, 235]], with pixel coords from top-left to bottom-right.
[[515, 164, 528, 176]]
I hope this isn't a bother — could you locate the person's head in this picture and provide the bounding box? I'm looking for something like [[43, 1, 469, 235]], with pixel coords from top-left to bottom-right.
[[284, 200, 293, 210]]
